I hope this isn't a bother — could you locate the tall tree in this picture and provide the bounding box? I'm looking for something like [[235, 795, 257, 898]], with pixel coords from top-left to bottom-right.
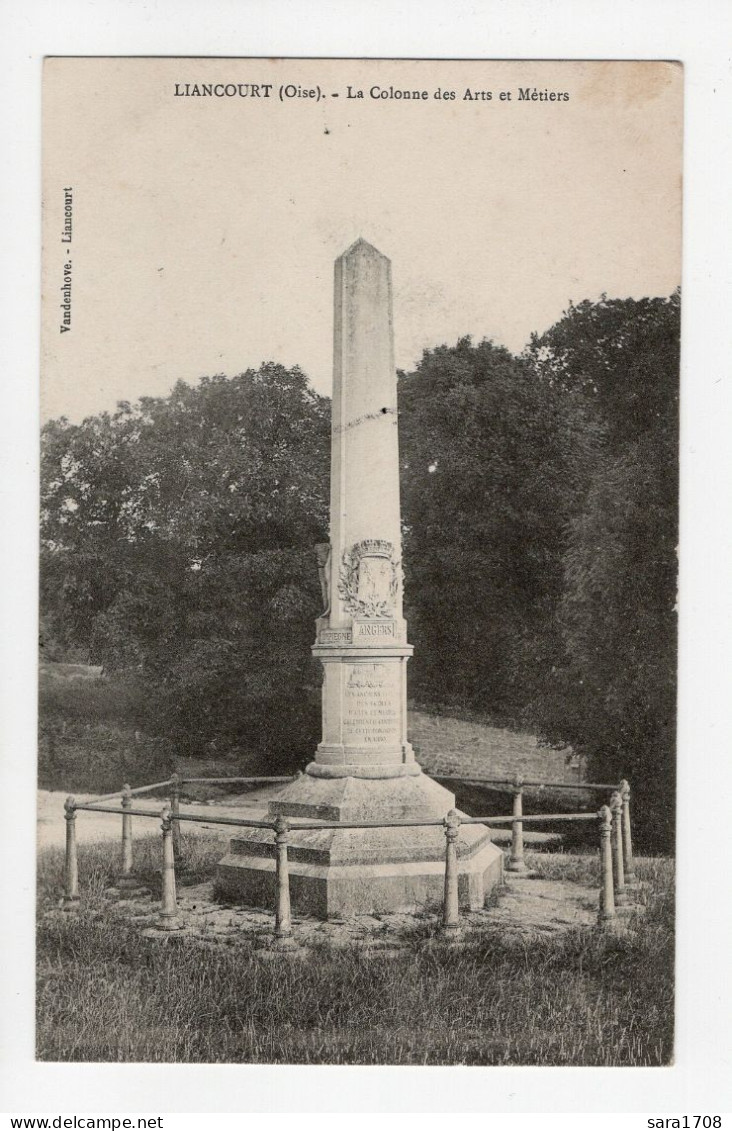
[[41, 364, 330, 764], [398, 336, 599, 717], [525, 294, 679, 849]]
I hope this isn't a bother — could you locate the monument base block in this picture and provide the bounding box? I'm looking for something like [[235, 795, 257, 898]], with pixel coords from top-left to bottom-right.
[[215, 770, 504, 919]]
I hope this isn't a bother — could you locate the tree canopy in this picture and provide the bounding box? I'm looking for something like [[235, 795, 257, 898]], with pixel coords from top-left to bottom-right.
[[523, 293, 679, 845], [398, 336, 600, 715], [41, 364, 330, 763]]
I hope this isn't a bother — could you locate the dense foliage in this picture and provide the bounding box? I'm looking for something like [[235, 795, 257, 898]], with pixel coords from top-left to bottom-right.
[[398, 336, 601, 716], [41, 364, 330, 766], [40, 295, 679, 845], [524, 293, 679, 846]]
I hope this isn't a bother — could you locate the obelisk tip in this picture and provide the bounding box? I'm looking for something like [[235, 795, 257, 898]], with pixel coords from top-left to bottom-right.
[[338, 237, 388, 262]]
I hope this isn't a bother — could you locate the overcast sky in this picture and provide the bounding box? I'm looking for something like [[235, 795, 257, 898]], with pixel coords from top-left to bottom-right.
[[41, 58, 682, 422]]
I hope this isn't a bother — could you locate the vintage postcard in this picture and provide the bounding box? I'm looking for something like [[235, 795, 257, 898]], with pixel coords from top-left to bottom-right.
[[39, 57, 682, 1068]]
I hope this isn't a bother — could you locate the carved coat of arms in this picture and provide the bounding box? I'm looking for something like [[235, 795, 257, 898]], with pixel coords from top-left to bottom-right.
[[338, 539, 399, 618]]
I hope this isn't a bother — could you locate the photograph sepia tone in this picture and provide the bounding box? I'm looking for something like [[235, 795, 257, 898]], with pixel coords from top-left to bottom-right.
[[39, 57, 681, 1066]]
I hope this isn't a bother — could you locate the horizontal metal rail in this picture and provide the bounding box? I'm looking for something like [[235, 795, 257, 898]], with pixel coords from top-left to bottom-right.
[[128, 779, 176, 795], [515, 780, 619, 790], [71, 803, 598, 832], [287, 816, 445, 831], [434, 775, 620, 791], [80, 789, 128, 806], [179, 775, 296, 785], [173, 811, 274, 829], [462, 812, 597, 824], [286, 811, 598, 832], [75, 803, 161, 818], [73, 802, 274, 829], [80, 779, 174, 807]]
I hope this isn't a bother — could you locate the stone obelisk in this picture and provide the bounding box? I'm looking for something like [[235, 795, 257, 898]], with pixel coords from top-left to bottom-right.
[[217, 239, 502, 917], [311, 239, 414, 777]]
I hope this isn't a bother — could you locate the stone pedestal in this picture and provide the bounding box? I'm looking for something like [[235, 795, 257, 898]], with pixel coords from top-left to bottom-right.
[[217, 770, 503, 917], [216, 239, 503, 917]]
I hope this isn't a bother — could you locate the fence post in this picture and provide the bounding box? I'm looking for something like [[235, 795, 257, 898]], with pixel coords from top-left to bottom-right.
[[597, 804, 615, 925], [116, 783, 137, 891], [158, 805, 182, 929], [619, 779, 636, 883], [507, 775, 527, 873], [442, 809, 461, 933], [272, 815, 297, 948], [610, 791, 627, 906], [62, 796, 80, 909], [170, 773, 182, 860]]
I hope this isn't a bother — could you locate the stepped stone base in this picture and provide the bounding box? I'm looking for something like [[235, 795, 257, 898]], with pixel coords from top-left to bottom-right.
[[216, 771, 504, 919]]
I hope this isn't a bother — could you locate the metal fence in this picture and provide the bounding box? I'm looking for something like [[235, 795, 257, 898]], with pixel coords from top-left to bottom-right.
[[59, 773, 638, 945]]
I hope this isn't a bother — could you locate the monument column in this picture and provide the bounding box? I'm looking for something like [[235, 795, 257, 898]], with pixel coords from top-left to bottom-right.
[[311, 239, 415, 777], [217, 240, 503, 918]]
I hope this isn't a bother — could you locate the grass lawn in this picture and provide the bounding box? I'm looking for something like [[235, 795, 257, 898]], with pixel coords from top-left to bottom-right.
[[36, 836, 674, 1066]]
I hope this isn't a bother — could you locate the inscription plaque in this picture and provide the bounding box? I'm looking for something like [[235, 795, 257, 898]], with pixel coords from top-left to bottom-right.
[[343, 662, 401, 747], [320, 628, 352, 645], [353, 618, 396, 642]]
